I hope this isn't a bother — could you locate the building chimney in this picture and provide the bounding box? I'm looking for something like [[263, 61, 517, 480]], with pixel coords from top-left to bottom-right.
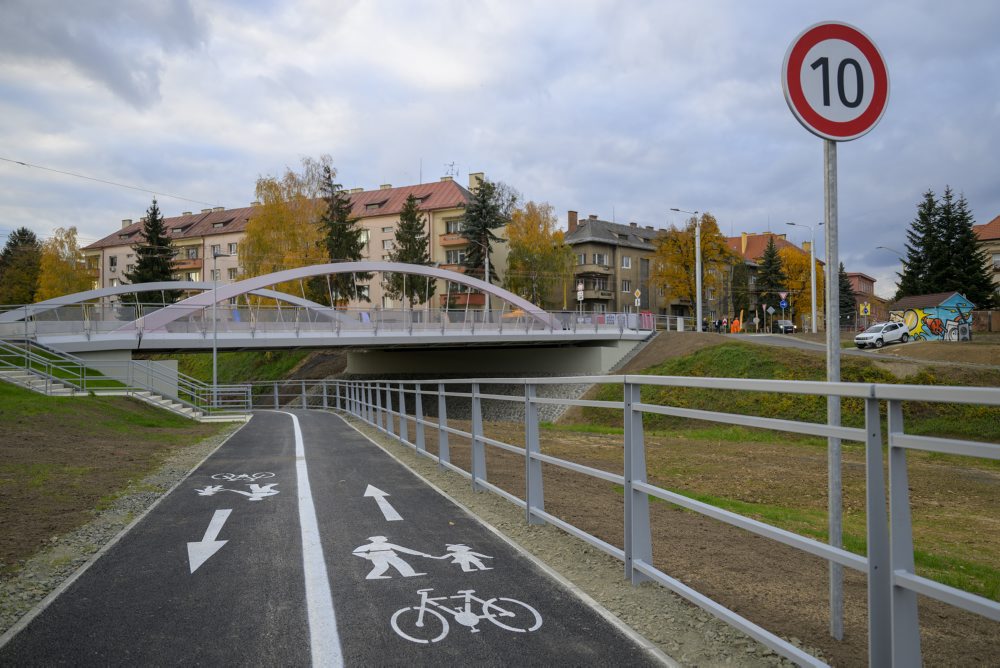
[[379, 184, 392, 190], [121, 219, 132, 228], [349, 187, 364, 194], [468, 172, 484, 191], [630, 222, 638, 228], [588, 214, 598, 220], [440, 176, 453, 182], [645, 225, 654, 230], [182, 211, 192, 216], [250, 201, 261, 207], [567, 210, 578, 233], [741, 232, 748, 254], [212, 206, 224, 212], [802, 241, 811, 254], [201, 208, 212, 213]]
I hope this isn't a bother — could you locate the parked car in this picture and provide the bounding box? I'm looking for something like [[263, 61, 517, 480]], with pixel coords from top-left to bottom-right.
[[773, 319, 796, 334], [854, 322, 909, 349]]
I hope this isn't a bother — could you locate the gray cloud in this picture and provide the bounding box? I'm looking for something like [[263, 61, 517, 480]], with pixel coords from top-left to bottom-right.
[[0, 0, 206, 108]]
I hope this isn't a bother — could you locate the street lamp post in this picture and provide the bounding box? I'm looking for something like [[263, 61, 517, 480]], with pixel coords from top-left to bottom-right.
[[787, 222, 823, 333], [671, 208, 701, 331], [876, 245, 904, 258], [211, 250, 231, 408]]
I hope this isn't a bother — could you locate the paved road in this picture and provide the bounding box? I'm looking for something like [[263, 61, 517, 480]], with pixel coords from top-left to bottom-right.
[[0, 411, 662, 667]]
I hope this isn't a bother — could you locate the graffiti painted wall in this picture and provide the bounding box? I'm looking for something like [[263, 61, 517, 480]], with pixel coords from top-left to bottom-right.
[[889, 294, 975, 342]]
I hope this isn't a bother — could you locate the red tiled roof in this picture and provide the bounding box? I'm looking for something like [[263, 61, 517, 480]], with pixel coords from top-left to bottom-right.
[[725, 232, 808, 262], [84, 180, 472, 251], [888, 291, 966, 311], [973, 214, 1000, 241]]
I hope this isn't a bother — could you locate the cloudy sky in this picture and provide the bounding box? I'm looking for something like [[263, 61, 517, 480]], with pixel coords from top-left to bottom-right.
[[2, 0, 998, 298]]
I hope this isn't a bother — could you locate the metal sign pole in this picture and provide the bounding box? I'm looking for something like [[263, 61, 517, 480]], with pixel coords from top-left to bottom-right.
[[824, 138, 843, 640]]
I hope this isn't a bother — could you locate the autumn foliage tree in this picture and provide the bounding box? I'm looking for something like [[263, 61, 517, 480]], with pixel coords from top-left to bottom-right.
[[36, 227, 93, 301], [778, 246, 824, 326], [503, 201, 573, 307], [242, 156, 329, 301], [650, 213, 733, 314]]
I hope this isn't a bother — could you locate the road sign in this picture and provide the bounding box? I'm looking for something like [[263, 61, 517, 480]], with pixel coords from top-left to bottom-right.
[[859, 302, 871, 316], [577, 282, 584, 291], [767, 306, 776, 315], [779, 299, 788, 309], [634, 298, 640, 307], [634, 289, 641, 298], [782, 21, 889, 141], [778, 292, 788, 300], [576, 290, 584, 302]]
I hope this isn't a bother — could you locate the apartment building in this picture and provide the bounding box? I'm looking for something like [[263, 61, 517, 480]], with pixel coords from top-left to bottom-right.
[[83, 173, 504, 308], [561, 212, 671, 314], [725, 231, 822, 320], [972, 214, 1000, 298], [846, 272, 888, 324]]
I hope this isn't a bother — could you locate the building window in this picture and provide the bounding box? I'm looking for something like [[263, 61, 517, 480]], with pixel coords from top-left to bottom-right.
[[577, 253, 586, 265], [211, 269, 221, 281], [228, 268, 238, 280], [186, 247, 199, 260], [446, 219, 463, 234], [109, 278, 119, 287], [446, 250, 466, 264], [592, 303, 607, 314], [212, 222, 225, 228], [382, 239, 395, 251], [228, 242, 238, 255], [356, 285, 370, 300], [992, 253, 1000, 269], [593, 253, 607, 266], [381, 226, 393, 233], [594, 278, 608, 290], [382, 295, 393, 308], [126, 264, 135, 273], [210, 244, 222, 257], [109, 256, 118, 270], [621, 280, 631, 293], [447, 281, 470, 293], [621, 256, 631, 269], [366, 203, 382, 212], [186, 271, 201, 281]]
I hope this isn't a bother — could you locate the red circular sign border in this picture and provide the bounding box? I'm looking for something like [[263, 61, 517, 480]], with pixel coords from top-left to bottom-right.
[[784, 22, 889, 141]]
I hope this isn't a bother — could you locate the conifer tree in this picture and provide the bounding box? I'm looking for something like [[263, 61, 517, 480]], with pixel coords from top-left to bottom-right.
[[948, 192, 995, 307], [838, 262, 856, 315], [755, 236, 787, 310], [0, 227, 42, 305], [317, 165, 371, 304], [122, 198, 179, 307], [460, 179, 518, 283], [895, 190, 937, 299], [385, 194, 435, 307]]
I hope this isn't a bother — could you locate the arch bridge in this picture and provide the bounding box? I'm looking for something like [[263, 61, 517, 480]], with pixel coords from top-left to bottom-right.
[[0, 263, 652, 375]]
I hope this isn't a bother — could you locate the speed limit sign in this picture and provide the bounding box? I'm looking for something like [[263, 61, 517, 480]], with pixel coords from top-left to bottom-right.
[[782, 22, 889, 141]]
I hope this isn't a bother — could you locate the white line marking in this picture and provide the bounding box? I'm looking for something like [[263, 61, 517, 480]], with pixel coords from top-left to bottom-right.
[[187, 508, 232, 573], [281, 411, 343, 667], [364, 484, 403, 521]]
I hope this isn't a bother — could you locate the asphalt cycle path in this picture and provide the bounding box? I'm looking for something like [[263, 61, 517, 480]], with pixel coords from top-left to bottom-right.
[[0, 410, 663, 667]]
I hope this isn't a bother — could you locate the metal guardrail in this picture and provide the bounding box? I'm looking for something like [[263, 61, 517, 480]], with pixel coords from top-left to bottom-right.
[[250, 375, 1000, 667], [0, 338, 251, 415]]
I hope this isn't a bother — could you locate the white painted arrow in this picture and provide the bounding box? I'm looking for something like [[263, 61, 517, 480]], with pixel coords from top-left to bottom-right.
[[364, 485, 402, 521], [187, 509, 233, 573]]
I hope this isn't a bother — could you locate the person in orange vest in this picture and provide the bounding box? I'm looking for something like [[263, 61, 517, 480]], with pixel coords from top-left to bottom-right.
[[731, 317, 740, 333]]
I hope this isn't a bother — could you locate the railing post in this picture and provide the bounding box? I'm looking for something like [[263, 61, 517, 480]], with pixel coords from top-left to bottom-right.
[[524, 382, 545, 525], [437, 382, 450, 469], [365, 383, 374, 424], [470, 382, 487, 491], [887, 398, 920, 667], [301, 379, 307, 409], [414, 383, 426, 453], [623, 379, 652, 584], [864, 394, 892, 667], [385, 383, 395, 437], [397, 383, 408, 444], [273, 382, 279, 410], [322, 381, 328, 409], [375, 382, 385, 431]]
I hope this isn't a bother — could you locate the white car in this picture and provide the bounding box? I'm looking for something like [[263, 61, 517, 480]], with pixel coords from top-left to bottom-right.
[[855, 322, 909, 349]]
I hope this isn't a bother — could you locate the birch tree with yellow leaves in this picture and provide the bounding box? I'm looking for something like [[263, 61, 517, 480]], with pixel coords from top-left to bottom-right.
[[778, 246, 825, 325], [35, 226, 93, 301], [241, 156, 330, 301], [504, 201, 573, 307]]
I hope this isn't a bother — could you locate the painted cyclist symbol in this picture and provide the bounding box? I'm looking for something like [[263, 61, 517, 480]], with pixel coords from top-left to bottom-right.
[[211, 472, 275, 482], [390, 588, 542, 644]]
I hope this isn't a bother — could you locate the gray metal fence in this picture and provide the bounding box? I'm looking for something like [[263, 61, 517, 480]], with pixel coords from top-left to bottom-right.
[[250, 375, 999, 667]]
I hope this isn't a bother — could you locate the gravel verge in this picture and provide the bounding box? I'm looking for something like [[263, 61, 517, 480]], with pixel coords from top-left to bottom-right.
[[339, 413, 824, 667], [0, 423, 243, 639]]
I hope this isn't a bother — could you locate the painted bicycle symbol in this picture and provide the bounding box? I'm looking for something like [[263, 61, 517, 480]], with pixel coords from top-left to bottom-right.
[[211, 472, 275, 482], [390, 588, 542, 644]]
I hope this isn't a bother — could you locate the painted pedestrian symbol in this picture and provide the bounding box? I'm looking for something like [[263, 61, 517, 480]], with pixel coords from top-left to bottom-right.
[[352, 537, 495, 579], [196, 483, 280, 501], [443, 544, 493, 572], [391, 588, 542, 644], [353, 536, 433, 579]]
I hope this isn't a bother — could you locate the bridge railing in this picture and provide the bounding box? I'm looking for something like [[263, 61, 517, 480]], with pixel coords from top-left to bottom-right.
[[254, 375, 999, 667]]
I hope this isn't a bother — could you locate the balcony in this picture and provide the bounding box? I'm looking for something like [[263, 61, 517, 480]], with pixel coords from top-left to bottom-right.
[[174, 258, 204, 271], [575, 263, 613, 276], [440, 292, 485, 307], [582, 289, 614, 301], [439, 233, 469, 247]]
